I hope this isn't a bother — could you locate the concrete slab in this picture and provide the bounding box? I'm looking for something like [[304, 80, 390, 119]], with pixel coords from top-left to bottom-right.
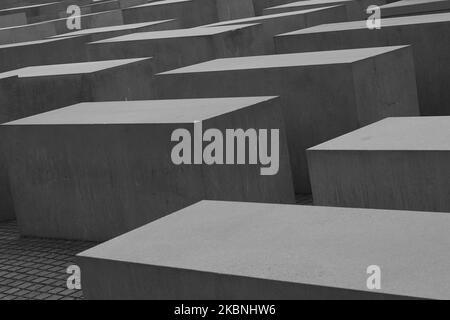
[[123, 0, 255, 27], [77, 200, 450, 300], [251, 0, 303, 15], [53, 10, 125, 34], [87, 24, 266, 71], [0, 20, 56, 45], [1, 97, 295, 240], [308, 116, 450, 213], [0, 2, 63, 23], [264, 0, 386, 20], [275, 13, 450, 116], [153, 46, 420, 193], [0, 12, 27, 28], [380, 0, 450, 18], [201, 6, 347, 53]]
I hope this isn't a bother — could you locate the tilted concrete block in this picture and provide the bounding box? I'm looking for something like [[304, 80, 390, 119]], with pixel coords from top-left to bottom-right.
[[307, 116, 450, 213]]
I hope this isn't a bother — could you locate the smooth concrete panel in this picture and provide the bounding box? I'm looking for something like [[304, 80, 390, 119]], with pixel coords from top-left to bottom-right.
[[52, 10, 125, 35], [275, 13, 450, 116], [87, 24, 266, 71], [252, 0, 303, 15], [1, 97, 294, 240], [202, 6, 348, 53], [0, 20, 57, 45], [123, 0, 254, 27], [264, 0, 386, 20], [77, 200, 450, 300], [380, 0, 450, 18], [153, 46, 420, 193], [307, 117, 450, 213], [0, 12, 27, 28]]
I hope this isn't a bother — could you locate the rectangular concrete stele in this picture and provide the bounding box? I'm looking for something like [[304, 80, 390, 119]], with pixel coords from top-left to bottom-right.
[[153, 46, 420, 193], [0, 2, 63, 23], [263, 0, 387, 20], [307, 116, 450, 213], [77, 200, 450, 300], [123, 0, 255, 27], [251, 0, 305, 16], [0, 58, 155, 123], [0, 20, 57, 45], [118, 0, 152, 8], [52, 10, 125, 35], [0, 12, 27, 28], [201, 6, 348, 53], [87, 24, 266, 71], [275, 13, 450, 116], [51, 19, 179, 43], [1, 97, 295, 241], [380, 0, 450, 18]]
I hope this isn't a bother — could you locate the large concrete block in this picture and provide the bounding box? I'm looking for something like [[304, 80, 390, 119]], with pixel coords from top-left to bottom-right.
[[307, 116, 450, 213], [123, 0, 255, 27], [77, 200, 450, 300], [87, 24, 266, 71], [53, 10, 125, 34], [264, 0, 386, 20], [0, 20, 56, 45], [0, 12, 27, 28], [153, 46, 420, 193], [381, 0, 450, 18], [275, 13, 450, 116], [0, 58, 155, 122], [251, 0, 304, 15], [0, 2, 63, 24], [202, 6, 348, 53], [1, 97, 294, 240]]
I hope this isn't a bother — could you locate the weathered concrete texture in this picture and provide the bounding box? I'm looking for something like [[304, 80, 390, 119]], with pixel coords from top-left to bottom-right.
[[202, 6, 348, 53], [308, 117, 450, 213], [0, 2, 63, 24], [264, 0, 386, 20], [123, 0, 255, 27], [87, 24, 266, 72], [275, 13, 450, 116], [153, 46, 420, 193], [381, 0, 450, 18], [0, 58, 155, 122], [77, 200, 450, 300], [251, 0, 304, 15], [1, 97, 295, 241], [53, 10, 125, 34], [0, 12, 27, 28], [0, 20, 56, 45]]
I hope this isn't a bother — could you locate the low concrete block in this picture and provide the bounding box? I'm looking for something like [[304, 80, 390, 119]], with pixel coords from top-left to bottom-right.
[[380, 0, 450, 18], [1, 97, 294, 240], [264, 0, 386, 20], [87, 24, 266, 71], [123, 0, 255, 27], [202, 6, 347, 53], [275, 13, 450, 116], [307, 116, 450, 213], [153, 46, 420, 193], [77, 200, 450, 300], [0, 12, 27, 28]]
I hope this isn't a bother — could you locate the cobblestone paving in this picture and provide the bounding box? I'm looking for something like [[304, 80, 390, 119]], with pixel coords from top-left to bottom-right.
[[0, 220, 96, 300]]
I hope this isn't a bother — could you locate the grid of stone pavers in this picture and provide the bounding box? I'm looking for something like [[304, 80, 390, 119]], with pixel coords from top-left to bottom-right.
[[0, 220, 97, 300]]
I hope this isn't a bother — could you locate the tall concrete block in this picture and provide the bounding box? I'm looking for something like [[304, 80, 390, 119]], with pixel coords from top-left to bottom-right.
[[380, 0, 450, 18], [123, 0, 255, 27], [0, 12, 27, 28], [87, 24, 266, 71], [202, 6, 348, 53], [78, 200, 450, 300], [307, 117, 450, 213], [1, 97, 294, 240], [153, 46, 420, 193], [264, 0, 386, 20], [0, 58, 155, 122], [275, 13, 450, 116]]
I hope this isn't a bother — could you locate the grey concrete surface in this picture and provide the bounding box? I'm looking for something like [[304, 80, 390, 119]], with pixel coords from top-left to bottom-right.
[[307, 116, 450, 213], [263, 0, 386, 20], [0, 12, 27, 28], [251, 0, 302, 15], [380, 0, 450, 18], [87, 24, 266, 71], [78, 200, 450, 300], [153, 46, 420, 193], [0, 20, 56, 45], [1, 97, 294, 241], [201, 6, 347, 53], [275, 13, 450, 116], [123, 0, 255, 27]]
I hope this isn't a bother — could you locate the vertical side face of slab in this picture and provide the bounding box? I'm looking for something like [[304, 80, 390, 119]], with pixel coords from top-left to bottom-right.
[[0, 22, 57, 45], [215, 0, 255, 21], [0, 12, 27, 28]]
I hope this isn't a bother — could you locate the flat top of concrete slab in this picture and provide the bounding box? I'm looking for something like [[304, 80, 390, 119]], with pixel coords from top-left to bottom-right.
[[78, 200, 450, 299], [3, 97, 278, 125], [161, 46, 407, 74], [92, 24, 258, 43], [202, 6, 340, 27], [309, 117, 450, 151], [267, 0, 351, 10], [0, 58, 150, 79], [279, 12, 450, 35], [51, 20, 174, 38]]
